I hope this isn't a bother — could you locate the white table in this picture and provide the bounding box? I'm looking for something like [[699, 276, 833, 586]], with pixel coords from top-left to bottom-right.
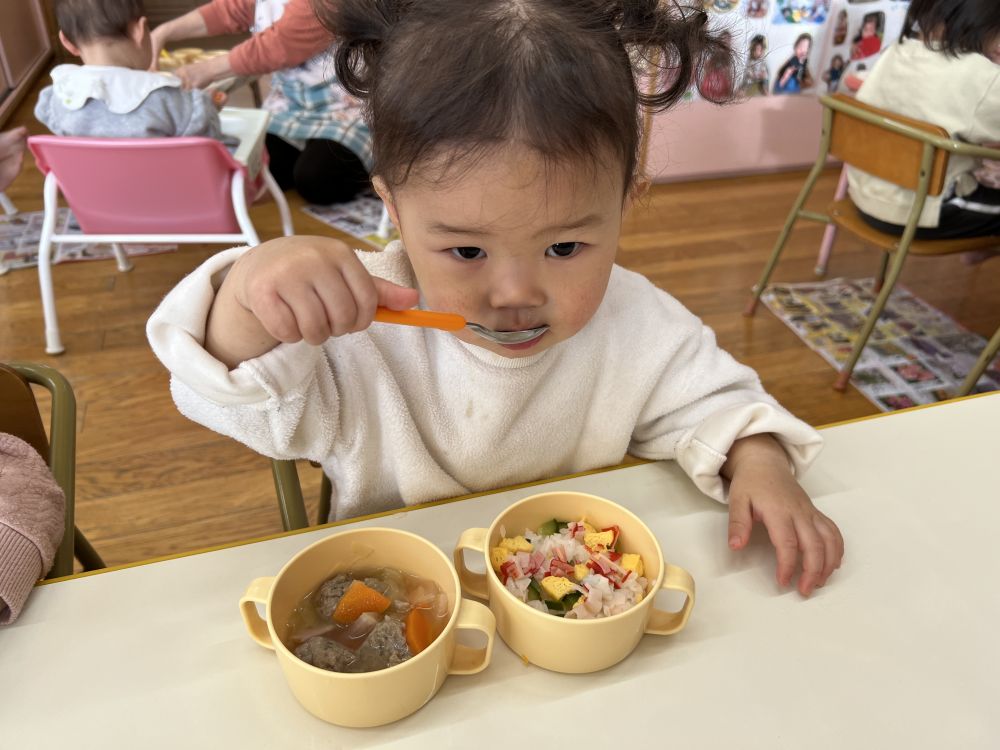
[[2, 395, 998, 749]]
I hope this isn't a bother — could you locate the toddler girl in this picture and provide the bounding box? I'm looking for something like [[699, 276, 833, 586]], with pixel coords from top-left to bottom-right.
[[848, 0, 1000, 245], [35, 0, 224, 140], [148, 0, 843, 596]]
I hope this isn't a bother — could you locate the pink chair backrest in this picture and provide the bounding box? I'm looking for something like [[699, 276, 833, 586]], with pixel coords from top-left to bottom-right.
[[28, 135, 249, 234]]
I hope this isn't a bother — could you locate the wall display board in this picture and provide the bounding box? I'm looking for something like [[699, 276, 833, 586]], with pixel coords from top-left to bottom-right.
[[645, 0, 911, 181]]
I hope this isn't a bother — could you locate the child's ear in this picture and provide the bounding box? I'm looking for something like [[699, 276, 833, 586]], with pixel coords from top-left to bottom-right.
[[131, 16, 149, 47], [372, 176, 400, 228], [58, 31, 82, 58]]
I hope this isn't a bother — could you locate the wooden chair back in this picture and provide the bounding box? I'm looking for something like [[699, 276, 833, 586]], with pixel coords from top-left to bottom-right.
[[826, 93, 951, 196]]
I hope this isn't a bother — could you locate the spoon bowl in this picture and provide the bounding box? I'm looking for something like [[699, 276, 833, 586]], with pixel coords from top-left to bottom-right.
[[374, 308, 548, 345]]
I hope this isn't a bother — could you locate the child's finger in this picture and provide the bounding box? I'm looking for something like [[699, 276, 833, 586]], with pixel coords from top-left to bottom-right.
[[337, 261, 380, 331], [374, 277, 421, 311], [255, 292, 301, 343], [814, 514, 844, 582], [727, 493, 754, 550], [792, 516, 825, 596], [279, 283, 342, 344], [764, 514, 799, 588]]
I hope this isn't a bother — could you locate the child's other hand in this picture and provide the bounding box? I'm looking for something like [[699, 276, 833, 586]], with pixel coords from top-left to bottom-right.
[[722, 434, 844, 597], [229, 236, 418, 345]]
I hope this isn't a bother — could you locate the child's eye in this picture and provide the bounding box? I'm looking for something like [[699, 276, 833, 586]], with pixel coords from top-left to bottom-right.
[[545, 242, 582, 258], [450, 246, 485, 260]]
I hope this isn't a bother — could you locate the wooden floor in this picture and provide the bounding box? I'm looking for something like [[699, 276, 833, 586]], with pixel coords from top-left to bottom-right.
[[3, 82, 998, 570]]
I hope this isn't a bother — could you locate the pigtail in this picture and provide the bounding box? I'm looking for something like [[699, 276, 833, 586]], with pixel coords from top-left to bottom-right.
[[613, 0, 736, 107], [312, 0, 412, 98]]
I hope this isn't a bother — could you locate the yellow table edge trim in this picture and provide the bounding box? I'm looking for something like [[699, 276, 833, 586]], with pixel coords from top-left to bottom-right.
[[41, 390, 996, 585]]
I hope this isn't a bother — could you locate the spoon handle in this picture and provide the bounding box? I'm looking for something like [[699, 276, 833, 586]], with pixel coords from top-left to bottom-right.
[[374, 307, 467, 331]]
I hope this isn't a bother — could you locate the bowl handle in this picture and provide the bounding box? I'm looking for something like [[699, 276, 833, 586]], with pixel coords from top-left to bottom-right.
[[239, 576, 276, 650], [447, 599, 497, 675], [644, 563, 696, 635], [453, 528, 489, 600]]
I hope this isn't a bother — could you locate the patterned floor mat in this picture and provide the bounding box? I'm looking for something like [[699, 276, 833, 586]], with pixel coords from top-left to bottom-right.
[[0, 207, 176, 274], [762, 278, 999, 411]]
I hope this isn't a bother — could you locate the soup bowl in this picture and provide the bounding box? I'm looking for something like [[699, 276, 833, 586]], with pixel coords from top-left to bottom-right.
[[453, 491, 694, 673], [240, 527, 496, 727]]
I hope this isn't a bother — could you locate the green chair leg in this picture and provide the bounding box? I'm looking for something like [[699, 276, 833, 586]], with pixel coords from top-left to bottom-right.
[[74, 526, 106, 571], [318, 473, 332, 525], [956, 324, 1000, 397], [834, 246, 911, 391], [270, 459, 310, 531]]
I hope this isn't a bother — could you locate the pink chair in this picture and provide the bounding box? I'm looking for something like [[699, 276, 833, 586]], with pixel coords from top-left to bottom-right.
[[27, 135, 294, 354]]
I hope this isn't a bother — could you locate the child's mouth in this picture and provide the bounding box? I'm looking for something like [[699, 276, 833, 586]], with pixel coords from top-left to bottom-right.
[[498, 329, 548, 351]]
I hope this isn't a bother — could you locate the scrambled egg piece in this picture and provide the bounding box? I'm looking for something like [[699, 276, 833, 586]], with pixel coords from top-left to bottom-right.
[[583, 530, 614, 549], [499, 536, 533, 553], [581, 520, 596, 533], [620, 553, 644, 577], [490, 547, 510, 573], [573, 563, 590, 581], [540, 576, 576, 601]]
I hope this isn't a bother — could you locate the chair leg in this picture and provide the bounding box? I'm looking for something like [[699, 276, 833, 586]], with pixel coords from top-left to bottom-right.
[[74, 526, 106, 571], [744, 159, 827, 316], [263, 166, 294, 237], [956, 324, 1000, 397], [833, 248, 909, 391], [111, 242, 134, 272], [231, 170, 262, 246], [814, 166, 848, 277], [37, 173, 65, 355], [271, 459, 310, 531], [873, 252, 890, 294], [318, 472, 332, 525]]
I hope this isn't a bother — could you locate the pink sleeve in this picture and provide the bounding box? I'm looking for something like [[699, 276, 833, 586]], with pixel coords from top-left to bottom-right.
[[225, 0, 334, 77], [198, 0, 256, 36]]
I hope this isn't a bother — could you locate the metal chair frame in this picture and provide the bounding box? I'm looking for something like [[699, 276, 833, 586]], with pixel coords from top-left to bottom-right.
[[745, 93, 1000, 395]]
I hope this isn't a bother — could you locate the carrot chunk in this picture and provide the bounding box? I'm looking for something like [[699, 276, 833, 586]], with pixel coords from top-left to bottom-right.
[[405, 607, 433, 655], [331, 580, 391, 624]]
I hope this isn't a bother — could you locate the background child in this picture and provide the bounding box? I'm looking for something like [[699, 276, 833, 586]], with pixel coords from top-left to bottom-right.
[[847, 0, 1000, 250], [773, 33, 814, 94], [35, 0, 225, 140], [740, 34, 770, 97], [147, 0, 843, 596]]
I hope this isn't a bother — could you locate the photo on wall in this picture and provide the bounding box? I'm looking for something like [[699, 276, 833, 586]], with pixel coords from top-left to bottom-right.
[[740, 34, 771, 96], [746, 0, 769, 18], [850, 10, 885, 59], [833, 9, 848, 43], [772, 0, 830, 24], [703, 0, 740, 13], [773, 32, 815, 94]]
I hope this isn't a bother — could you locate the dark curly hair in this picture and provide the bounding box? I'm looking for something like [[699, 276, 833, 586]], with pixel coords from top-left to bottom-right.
[[313, 0, 735, 189]]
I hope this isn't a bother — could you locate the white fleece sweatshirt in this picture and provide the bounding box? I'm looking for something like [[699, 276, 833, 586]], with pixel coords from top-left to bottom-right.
[[147, 242, 822, 520]]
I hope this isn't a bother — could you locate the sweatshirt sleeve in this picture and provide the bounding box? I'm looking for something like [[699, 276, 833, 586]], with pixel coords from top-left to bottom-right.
[[622, 277, 822, 503], [145, 248, 344, 463], [224, 0, 333, 76], [198, 0, 256, 36], [0, 434, 66, 625]]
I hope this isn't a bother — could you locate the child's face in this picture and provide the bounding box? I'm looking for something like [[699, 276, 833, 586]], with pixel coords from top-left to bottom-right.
[[380, 145, 625, 358], [861, 20, 876, 39], [795, 38, 810, 61]]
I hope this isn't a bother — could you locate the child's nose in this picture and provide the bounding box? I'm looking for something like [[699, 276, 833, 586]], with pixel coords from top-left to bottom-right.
[[487, 263, 546, 310]]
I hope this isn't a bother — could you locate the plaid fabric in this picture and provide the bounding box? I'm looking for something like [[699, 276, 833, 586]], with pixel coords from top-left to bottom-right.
[[264, 70, 373, 171]]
